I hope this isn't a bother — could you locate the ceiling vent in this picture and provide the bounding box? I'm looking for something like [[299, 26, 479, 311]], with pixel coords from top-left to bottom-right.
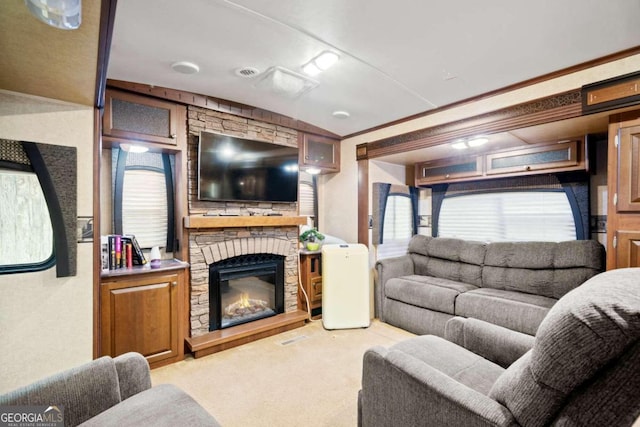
[[235, 67, 260, 78], [253, 66, 319, 99]]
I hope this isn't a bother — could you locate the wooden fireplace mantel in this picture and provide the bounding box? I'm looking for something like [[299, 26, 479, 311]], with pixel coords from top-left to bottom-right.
[[184, 215, 308, 229]]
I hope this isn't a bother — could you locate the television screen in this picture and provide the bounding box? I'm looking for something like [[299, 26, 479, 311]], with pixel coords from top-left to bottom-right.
[[198, 131, 299, 203]]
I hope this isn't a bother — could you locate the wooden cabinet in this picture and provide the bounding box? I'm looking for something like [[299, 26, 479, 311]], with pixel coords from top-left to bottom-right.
[[416, 156, 483, 184], [300, 133, 340, 173], [607, 111, 640, 269], [485, 140, 580, 176], [415, 138, 587, 186], [100, 261, 188, 368], [298, 250, 322, 317], [104, 89, 179, 145]]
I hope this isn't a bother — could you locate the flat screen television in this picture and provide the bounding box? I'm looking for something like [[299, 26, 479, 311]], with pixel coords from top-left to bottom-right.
[[198, 131, 299, 203]]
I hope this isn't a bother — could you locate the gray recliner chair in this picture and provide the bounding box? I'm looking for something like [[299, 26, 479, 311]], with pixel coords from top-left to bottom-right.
[[1, 352, 220, 427], [359, 267, 640, 426]]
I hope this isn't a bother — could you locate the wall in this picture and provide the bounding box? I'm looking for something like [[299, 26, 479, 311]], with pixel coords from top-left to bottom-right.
[[321, 54, 640, 245], [0, 91, 94, 393]]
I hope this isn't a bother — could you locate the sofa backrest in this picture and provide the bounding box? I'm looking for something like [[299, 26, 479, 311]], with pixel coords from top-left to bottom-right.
[[488, 268, 640, 427], [0, 356, 122, 426], [409, 235, 486, 287], [482, 240, 605, 298]]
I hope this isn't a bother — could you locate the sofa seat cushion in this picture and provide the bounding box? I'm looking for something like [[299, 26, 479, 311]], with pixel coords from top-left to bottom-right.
[[79, 384, 220, 427], [455, 288, 556, 336], [391, 335, 504, 395], [385, 275, 478, 314]]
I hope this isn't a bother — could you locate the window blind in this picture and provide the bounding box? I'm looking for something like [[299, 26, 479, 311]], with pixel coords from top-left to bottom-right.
[[299, 180, 315, 217], [438, 191, 576, 242], [378, 194, 413, 260], [122, 169, 168, 249]]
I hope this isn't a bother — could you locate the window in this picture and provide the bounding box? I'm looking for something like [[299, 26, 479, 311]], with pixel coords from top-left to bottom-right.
[[438, 191, 576, 242], [122, 169, 168, 249], [113, 149, 175, 250], [378, 194, 413, 260], [0, 169, 54, 272], [299, 171, 316, 219]]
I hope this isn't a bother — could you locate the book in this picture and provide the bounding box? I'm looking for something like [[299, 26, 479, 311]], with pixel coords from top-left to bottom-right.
[[101, 236, 109, 272], [126, 242, 133, 268], [123, 235, 147, 265]]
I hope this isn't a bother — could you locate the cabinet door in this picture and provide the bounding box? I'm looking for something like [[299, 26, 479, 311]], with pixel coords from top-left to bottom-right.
[[617, 125, 640, 212], [615, 231, 640, 268], [101, 273, 179, 366], [104, 89, 178, 145], [309, 276, 323, 305], [301, 134, 340, 172], [416, 156, 483, 184], [486, 140, 579, 176]]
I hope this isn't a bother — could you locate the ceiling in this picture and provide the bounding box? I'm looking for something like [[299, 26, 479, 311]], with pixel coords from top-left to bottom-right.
[[1, 1, 639, 161], [107, 0, 640, 137]]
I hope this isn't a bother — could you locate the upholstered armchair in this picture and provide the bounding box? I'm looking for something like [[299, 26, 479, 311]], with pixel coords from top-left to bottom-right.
[[359, 268, 640, 426]]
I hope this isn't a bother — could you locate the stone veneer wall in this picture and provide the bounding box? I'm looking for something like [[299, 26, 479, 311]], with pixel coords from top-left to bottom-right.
[[186, 106, 302, 337]]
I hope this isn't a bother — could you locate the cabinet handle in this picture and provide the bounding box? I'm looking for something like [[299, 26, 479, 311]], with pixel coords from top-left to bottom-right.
[[524, 165, 531, 171], [171, 281, 177, 287], [445, 174, 450, 179], [171, 134, 177, 139]]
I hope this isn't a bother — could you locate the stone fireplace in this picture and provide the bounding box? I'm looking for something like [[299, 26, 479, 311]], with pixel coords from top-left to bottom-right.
[[188, 226, 300, 337], [209, 253, 285, 331]]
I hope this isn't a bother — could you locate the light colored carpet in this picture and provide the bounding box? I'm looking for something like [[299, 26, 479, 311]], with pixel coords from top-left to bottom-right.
[[151, 319, 414, 426]]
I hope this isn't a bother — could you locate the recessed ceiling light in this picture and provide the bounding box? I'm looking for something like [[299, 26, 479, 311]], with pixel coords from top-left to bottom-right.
[[171, 61, 200, 74], [332, 111, 350, 119], [306, 167, 321, 175], [467, 136, 489, 147], [452, 140, 468, 150]]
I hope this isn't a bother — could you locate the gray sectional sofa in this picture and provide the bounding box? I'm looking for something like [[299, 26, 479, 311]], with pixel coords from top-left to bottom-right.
[[375, 235, 605, 365]]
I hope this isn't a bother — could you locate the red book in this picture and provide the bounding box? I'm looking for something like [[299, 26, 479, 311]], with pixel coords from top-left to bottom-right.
[[126, 243, 133, 268]]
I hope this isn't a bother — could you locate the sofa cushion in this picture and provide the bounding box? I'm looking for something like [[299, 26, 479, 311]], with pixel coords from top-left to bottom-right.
[[455, 288, 556, 335], [410, 238, 486, 287], [482, 240, 604, 298], [385, 275, 478, 314], [391, 335, 504, 396], [488, 268, 640, 427], [80, 384, 220, 427]]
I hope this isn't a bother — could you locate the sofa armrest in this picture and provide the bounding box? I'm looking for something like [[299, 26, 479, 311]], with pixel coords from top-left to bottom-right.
[[360, 346, 517, 427], [0, 356, 122, 426], [114, 352, 152, 401], [445, 317, 535, 368], [374, 255, 414, 320]]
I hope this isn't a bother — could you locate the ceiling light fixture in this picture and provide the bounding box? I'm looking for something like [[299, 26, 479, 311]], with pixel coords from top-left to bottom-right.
[[120, 143, 148, 153], [332, 110, 350, 119], [452, 136, 489, 150], [25, 0, 81, 30], [306, 167, 321, 175], [171, 61, 200, 74], [302, 51, 340, 77], [467, 136, 489, 147]]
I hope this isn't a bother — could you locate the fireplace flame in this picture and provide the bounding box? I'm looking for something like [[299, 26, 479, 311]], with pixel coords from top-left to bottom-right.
[[239, 292, 250, 308]]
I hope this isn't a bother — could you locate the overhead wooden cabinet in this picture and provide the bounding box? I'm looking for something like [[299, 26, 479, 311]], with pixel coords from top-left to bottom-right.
[[607, 111, 640, 269], [100, 261, 188, 368], [104, 89, 179, 146], [300, 133, 340, 173], [415, 138, 586, 186]]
